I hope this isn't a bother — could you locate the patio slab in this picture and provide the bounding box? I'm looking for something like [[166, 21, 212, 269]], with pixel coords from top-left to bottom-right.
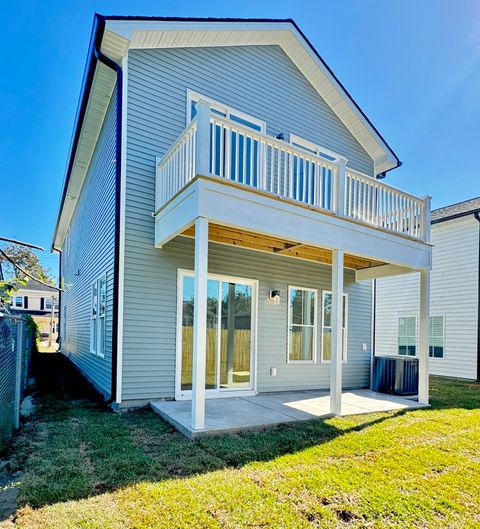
[[150, 389, 427, 439]]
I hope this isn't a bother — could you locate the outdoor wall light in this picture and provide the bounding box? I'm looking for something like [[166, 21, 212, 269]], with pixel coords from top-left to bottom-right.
[[269, 290, 280, 304]]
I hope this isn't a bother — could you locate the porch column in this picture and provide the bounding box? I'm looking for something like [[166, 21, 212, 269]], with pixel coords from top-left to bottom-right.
[[418, 269, 430, 404], [330, 249, 344, 415], [191, 216, 209, 430]]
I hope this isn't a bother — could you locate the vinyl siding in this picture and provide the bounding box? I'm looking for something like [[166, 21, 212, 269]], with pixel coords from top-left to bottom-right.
[[122, 44, 375, 402], [122, 236, 372, 400], [375, 216, 479, 380], [60, 88, 117, 397]]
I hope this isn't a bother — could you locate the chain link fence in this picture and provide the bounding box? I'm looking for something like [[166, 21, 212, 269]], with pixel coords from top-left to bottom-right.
[[0, 313, 36, 448]]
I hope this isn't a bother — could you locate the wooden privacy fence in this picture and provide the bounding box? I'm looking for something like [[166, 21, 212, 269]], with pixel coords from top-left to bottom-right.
[[0, 314, 35, 447], [181, 326, 251, 385]]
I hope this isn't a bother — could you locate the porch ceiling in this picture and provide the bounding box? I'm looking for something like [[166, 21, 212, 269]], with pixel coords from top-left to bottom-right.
[[180, 223, 385, 270]]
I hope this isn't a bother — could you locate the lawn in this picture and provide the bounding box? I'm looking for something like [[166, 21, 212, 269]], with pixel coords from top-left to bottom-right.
[[3, 353, 480, 529]]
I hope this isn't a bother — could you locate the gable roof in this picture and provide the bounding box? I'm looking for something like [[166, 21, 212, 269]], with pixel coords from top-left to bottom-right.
[[52, 15, 401, 251], [19, 279, 57, 293], [431, 197, 480, 224]]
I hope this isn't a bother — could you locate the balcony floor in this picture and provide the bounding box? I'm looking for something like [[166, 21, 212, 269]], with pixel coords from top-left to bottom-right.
[[150, 390, 426, 439]]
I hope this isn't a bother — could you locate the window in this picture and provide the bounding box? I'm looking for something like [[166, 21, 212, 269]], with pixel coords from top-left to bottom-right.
[[429, 316, 444, 358], [290, 134, 342, 209], [321, 291, 348, 362], [90, 282, 98, 354], [45, 298, 53, 310], [15, 296, 23, 308], [187, 90, 266, 185], [288, 286, 317, 362], [398, 316, 417, 356], [90, 274, 106, 357]]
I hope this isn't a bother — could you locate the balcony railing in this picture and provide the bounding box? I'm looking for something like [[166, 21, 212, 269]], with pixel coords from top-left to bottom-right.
[[156, 101, 430, 242]]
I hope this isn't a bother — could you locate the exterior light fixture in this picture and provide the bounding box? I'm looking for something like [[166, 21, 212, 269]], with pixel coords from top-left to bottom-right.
[[269, 290, 280, 304]]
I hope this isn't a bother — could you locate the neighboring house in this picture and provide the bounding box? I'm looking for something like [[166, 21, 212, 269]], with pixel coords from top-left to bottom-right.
[[10, 279, 59, 341], [51, 15, 432, 430], [376, 197, 480, 381]]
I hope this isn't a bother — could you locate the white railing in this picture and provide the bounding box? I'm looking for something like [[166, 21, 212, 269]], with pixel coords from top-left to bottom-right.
[[155, 101, 430, 242], [156, 119, 197, 208], [345, 169, 428, 240]]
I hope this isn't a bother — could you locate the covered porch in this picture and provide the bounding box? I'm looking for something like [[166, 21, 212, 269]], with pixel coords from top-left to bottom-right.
[[153, 101, 433, 436], [151, 389, 426, 439]]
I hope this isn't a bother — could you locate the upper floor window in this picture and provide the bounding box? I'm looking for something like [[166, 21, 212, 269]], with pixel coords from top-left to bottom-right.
[[321, 291, 348, 362], [287, 286, 317, 363], [45, 298, 53, 311], [15, 296, 23, 308], [187, 90, 266, 186]]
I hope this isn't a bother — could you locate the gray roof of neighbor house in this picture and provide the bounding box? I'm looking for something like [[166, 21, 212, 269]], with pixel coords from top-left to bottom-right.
[[431, 197, 480, 224], [20, 279, 57, 293]]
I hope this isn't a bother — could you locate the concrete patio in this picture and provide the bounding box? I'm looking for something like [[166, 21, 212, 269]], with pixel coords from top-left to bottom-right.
[[151, 390, 426, 439]]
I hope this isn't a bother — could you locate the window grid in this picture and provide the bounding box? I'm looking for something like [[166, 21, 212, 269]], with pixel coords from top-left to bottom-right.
[[287, 286, 317, 363], [321, 291, 348, 362]]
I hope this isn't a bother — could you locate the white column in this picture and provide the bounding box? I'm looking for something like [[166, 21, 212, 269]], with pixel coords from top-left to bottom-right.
[[330, 249, 344, 415], [418, 269, 430, 404], [194, 100, 211, 177], [191, 217, 209, 430]]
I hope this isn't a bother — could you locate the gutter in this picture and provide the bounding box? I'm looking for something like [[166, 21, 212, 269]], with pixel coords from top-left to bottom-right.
[[475, 212, 480, 382], [54, 13, 122, 404]]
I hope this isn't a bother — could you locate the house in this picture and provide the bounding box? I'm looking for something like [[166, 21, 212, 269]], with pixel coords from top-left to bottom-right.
[[375, 197, 480, 381], [51, 15, 432, 434], [11, 279, 59, 342]]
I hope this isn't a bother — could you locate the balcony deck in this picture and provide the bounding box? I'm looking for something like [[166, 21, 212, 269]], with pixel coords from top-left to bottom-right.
[[154, 103, 431, 274]]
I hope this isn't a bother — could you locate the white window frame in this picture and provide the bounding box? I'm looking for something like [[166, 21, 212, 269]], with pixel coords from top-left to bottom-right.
[[14, 296, 23, 309], [321, 290, 348, 363], [429, 314, 445, 359], [287, 285, 318, 364], [175, 268, 258, 400], [290, 133, 343, 163], [90, 280, 98, 355], [45, 297, 53, 311], [397, 314, 417, 357], [90, 273, 107, 358], [186, 89, 266, 132]]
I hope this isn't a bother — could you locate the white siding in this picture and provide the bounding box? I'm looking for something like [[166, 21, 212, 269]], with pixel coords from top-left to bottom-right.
[[376, 215, 479, 380], [60, 88, 117, 397]]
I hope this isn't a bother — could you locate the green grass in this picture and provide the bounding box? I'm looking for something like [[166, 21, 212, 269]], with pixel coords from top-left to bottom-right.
[[5, 353, 480, 528]]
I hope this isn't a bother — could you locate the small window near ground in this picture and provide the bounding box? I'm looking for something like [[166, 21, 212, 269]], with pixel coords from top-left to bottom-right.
[[288, 286, 317, 362], [398, 316, 417, 356], [322, 291, 348, 362], [429, 316, 444, 358]]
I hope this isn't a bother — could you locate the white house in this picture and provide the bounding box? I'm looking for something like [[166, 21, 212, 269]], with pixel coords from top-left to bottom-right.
[[375, 197, 480, 381], [51, 15, 432, 436]]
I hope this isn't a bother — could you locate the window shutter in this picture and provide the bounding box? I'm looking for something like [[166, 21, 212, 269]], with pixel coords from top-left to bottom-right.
[[24, 296, 28, 309], [40, 297, 44, 310]]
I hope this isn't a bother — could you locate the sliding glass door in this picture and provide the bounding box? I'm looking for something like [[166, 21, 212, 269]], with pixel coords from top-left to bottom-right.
[[178, 271, 255, 398]]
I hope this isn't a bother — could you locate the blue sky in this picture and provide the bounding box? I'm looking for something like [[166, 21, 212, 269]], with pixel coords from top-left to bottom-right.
[[1, 0, 479, 279]]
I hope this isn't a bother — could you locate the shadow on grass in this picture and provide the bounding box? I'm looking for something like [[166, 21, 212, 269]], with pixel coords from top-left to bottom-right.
[[3, 353, 479, 515]]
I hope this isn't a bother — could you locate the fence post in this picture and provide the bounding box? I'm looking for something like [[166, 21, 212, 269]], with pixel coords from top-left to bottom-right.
[[13, 318, 24, 429], [195, 100, 211, 177], [334, 157, 347, 216]]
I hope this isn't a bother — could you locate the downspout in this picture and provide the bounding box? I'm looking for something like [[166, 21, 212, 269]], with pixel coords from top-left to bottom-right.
[[92, 15, 123, 405], [475, 212, 480, 382], [57, 250, 62, 349]]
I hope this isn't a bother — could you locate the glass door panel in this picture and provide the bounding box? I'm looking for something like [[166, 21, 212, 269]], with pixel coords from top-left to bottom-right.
[[220, 281, 252, 389], [180, 274, 254, 394], [181, 277, 219, 391]]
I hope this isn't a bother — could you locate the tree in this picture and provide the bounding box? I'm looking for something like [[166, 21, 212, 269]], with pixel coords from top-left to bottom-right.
[[0, 243, 52, 283]]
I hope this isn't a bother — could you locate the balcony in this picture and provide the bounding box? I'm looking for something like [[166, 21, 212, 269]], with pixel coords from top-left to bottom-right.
[[154, 101, 431, 274]]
